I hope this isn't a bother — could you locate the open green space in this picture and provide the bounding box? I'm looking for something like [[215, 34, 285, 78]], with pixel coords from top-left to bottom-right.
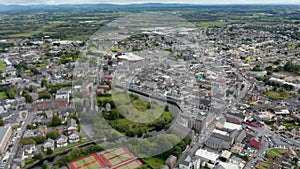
[[267, 148, 288, 157], [119, 161, 140, 169], [264, 90, 294, 100], [0, 92, 7, 99], [0, 61, 6, 71], [97, 91, 174, 137], [256, 161, 270, 169], [282, 122, 300, 129], [195, 21, 230, 27], [142, 157, 165, 169], [245, 57, 254, 62]]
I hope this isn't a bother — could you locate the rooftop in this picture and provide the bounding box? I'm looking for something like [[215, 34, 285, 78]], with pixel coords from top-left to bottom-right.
[[195, 149, 219, 162], [0, 126, 11, 143]]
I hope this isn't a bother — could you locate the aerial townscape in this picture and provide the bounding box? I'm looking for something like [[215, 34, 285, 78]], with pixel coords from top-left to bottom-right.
[[0, 2, 299, 169]]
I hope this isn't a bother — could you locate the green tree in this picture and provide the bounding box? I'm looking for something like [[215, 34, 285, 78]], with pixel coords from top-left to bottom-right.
[[46, 148, 53, 155], [38, 90, 51, 99], [22, 90, 33, 103], [26, 124, 36, 130], [34, 136, 46, 144], [164, 105, 169, 112], [0, 115, 4, 126], [19, 138, 36, 145], [46, 130, 59, 140], [51, 116, 62, 126], [41, 164, 49, 169], [292, 157, 299, 166], [86, 145, 104, 154], [204, 163, 209, 169], [103, 109, 119, 120], [6, 88, 16, 99], [28, 85, 35, 93], [34, 153, 43, 160], [41, 79, 48, 88]]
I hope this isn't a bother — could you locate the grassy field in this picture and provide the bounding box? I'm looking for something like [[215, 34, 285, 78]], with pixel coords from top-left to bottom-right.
[[110, 90, 168, 122], [265, 90, 294, 100], [196, 21, 230, 27], [109, 110, 173, 134], [283, 121, 300, 129], [256, 161, 270, 169], [98, 91, 174, 136], [0, 92, 6, 99], [0, 61, 6, 71], [142, 157, 165, 169], [245, 57, 255, 62], [267, 148, 288, 157]]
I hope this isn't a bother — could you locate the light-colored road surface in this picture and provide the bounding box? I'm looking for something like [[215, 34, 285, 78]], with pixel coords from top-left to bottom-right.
[[6, 105, 33, 169]]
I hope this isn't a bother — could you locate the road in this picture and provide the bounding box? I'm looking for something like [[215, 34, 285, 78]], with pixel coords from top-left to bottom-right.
[[244, 124, 293, 169], [6, 105, 33, 169], [176, 69, 251, 166]]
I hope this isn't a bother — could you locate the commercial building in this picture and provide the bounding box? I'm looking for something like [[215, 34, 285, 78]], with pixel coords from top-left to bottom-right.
[[0, 126, 12, 154], [195, 148, 219, 167], [247, 132, 262, 149]]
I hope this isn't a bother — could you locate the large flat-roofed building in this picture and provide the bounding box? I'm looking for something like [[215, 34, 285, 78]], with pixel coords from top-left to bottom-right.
[[195, 148, 219, 167], [0, 126, 12, 154]]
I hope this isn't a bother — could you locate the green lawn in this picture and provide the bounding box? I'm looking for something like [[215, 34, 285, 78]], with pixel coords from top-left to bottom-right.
[[245, 57, 255, 62], [119, 161, 140, 169], [99, 91, 174, 136], [142, 157, 165, 169], [256, 161, 270, 169], [0, 92, 7, 99], [25, 158, 36, 165], [0, 61, 6, 71], [196, 21, 230, 27], [265, 90, 294, 100], [282, 122, 300, 129], [267, 148, 288, 157], [109, 110, 173, 136]]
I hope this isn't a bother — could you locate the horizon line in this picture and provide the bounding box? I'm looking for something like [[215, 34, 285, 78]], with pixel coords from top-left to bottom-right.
[[1, 3, 300, 6]]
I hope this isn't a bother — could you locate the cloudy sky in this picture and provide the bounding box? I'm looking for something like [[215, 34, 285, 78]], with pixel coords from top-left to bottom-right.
[[1, 0, 300, 5]]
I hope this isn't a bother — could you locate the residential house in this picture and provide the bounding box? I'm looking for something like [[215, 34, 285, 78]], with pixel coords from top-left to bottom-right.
[[68, 131, 80, 143], [56, 135, 68, 148], [23, 144, 36, 159], [96, 85, 110, 96], [38, 125, 48, 137], [43, 138, 55, 151], [67, 119, 78, 134], [55, 89, 71, 103]]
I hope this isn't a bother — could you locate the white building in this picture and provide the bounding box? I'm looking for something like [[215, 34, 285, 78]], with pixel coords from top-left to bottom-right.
[[179, 155, 201, 169], [195, 149, 219, 168]]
